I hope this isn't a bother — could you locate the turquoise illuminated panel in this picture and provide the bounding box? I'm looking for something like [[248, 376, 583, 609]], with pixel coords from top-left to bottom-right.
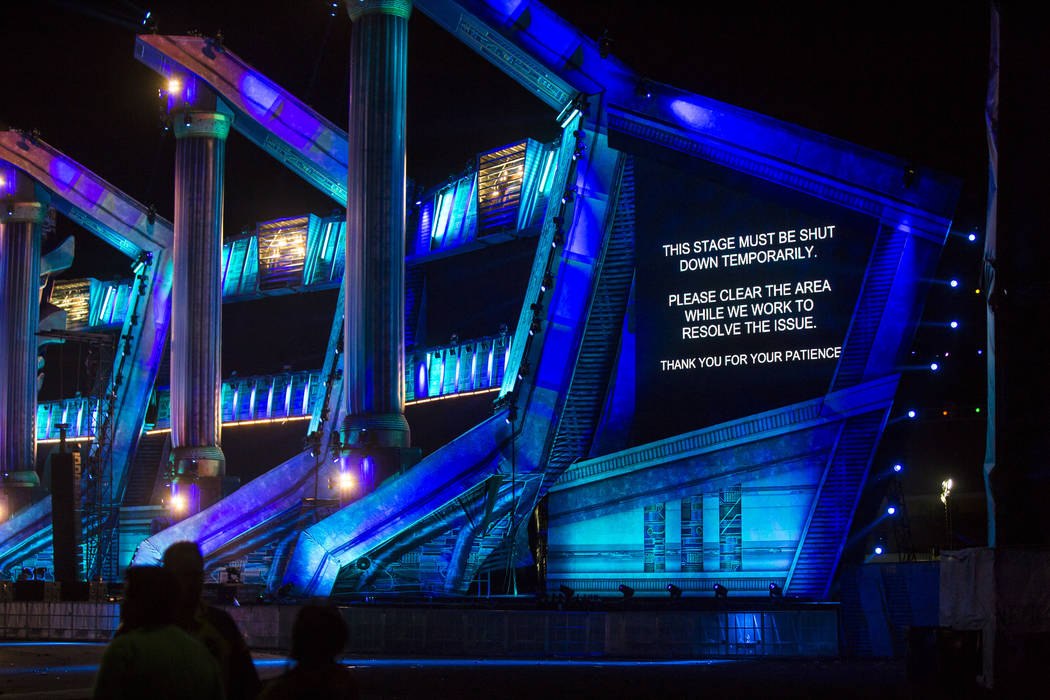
[[405, 334, 511, 402], [36, 397, 101, 440]]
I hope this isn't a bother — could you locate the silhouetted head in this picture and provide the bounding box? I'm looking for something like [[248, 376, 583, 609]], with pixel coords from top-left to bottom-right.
[[162, 541, 204, 613], [122, 566, 179, 630], [290, 602, 348, 666]]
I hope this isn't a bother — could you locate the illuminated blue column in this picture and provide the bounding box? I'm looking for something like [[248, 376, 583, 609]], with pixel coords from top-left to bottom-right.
[[171, 110, 230, 501], [643, 503, 666, 573], [0, 171, 47, 499], [342, 0, 412, 451]]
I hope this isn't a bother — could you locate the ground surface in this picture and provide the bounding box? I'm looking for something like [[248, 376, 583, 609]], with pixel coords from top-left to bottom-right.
[[0, 643, 989, 699]]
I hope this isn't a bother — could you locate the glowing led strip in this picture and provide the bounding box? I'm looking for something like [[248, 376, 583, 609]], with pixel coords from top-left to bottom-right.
[[38, 389, 500, 443]]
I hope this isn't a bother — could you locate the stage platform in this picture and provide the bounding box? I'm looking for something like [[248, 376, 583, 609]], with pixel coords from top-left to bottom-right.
[[0, 598, 838, 659]]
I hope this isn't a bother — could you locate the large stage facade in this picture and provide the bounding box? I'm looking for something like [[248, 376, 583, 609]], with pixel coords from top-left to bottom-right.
[[0, 0, 958, 601]]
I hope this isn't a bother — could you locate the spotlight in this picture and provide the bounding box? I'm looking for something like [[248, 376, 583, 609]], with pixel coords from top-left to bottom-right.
[[561, 188, 575, 204], [667, 583, 682, 599], [930, 362, 939, 371], [338, 472, 355, 491], [950, 321, 959, 329], [887, 506, 897, 516], [874, 545, 884, 556], [528, 319, 542, 337], [171, 494, 187, 513], [618, 584, 634, 598], [968, 233, 977, 242], [950, 279, 959, 288], [183, 111, 192, 128], [769, 583, 783, 598], [559, 584, 575, 600], [713, 583, 728, 600], [907, 410, 917, 419], [893, 463, 903, 473], [167, 78, 181, 95], [541, 274, 554, 292], [505, 405, 517, 424], [552, 232, 565, 248]]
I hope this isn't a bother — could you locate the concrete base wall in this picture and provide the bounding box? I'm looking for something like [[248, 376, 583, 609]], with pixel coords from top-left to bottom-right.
[[1, 602, 838, 658]]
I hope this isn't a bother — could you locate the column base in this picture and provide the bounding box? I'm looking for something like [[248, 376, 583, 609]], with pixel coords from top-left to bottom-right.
[[342, 412, 411, 449], [172, 445, 225, 478]]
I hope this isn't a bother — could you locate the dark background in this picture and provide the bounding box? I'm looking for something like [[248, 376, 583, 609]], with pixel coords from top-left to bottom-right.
[[2, 1, 995, 552]]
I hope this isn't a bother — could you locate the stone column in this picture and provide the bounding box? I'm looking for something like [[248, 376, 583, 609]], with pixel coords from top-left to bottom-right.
[[170, 110, 230, 508], [0, 171, 47, 507], [342, 0, 413, 458]]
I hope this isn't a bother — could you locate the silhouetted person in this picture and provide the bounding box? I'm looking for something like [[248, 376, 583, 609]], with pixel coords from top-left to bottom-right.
[[94, 566, 223, 699], [163, 541, 262, 700], [259, 602, 358, 700]]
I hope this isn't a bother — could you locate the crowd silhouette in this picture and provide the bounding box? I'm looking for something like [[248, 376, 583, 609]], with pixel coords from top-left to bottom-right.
[[94, 541, 357, 700]]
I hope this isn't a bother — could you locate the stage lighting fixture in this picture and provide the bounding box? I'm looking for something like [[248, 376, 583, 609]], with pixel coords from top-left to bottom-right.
[[713, 583, 728, 600], [338, 472, 355, 491], [950, 279, 959, 288], [618, 584, 634, 598], [930, 362, 939, 371], [887, 506, 897, 516], [183, 111, 192, 128], [968, 233, 977, 242], [907, 410, 917, 419], [356, 557, 372, 571], [541, 273, 554, 292], [950, 321, 959, 329], [171, 494, 187, 513], [667, 584, 682, 599], [769, 583, 783, 598], [559, 584, 575, 600], [167, 78, 181, 95], [874, 545, 884, 555], [529, 319, 541, 337], [893, 463, 903, 473]]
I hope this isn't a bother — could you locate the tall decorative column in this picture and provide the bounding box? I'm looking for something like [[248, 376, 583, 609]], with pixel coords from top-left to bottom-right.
[[170, 108, 230, 510], [0, 170, 48, 508], [342, 0, 413, 462]]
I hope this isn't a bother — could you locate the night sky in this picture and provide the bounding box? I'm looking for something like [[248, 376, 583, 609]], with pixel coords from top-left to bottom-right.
[[3, 1, 994, 549]]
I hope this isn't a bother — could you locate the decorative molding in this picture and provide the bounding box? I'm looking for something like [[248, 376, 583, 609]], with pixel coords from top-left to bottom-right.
[[606, 108, 951, 243], [173, 111, 232, 140], [455, 14, 573, 109], [345, 0, 412, 21]]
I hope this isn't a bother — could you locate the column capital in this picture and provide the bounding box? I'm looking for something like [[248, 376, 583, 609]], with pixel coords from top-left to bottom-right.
[[173, 111, 232, 140], [0, 200, 46, 224], [345, 0, 412, 21]]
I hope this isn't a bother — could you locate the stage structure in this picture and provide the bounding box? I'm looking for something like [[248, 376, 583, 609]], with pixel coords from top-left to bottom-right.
[[275, 0, 958, 598], [0, 129, 174, 581], [2, 1, 957, 600]]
